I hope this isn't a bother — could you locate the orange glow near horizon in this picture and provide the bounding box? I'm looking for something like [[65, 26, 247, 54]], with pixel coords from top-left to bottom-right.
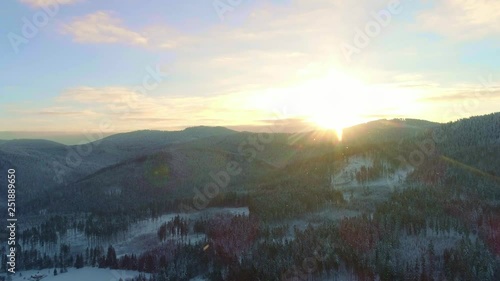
[[246, 67, 425, 140]]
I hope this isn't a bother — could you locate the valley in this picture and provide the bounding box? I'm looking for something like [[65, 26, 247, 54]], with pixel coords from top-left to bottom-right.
[[0, 113, 499, 280]]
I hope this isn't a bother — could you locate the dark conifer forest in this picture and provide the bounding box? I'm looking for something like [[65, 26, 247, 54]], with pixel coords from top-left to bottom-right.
[[1, 113, 499, 280]]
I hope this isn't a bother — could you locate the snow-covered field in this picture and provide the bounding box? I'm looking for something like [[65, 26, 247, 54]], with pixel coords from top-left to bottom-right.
[[6, 208, 249, 281], [331, 155, 413, 191], [8, 267, 147, 281], [23, 207, 249, 257], [113, 207, 248, 255], [332, 156, 373, 186]]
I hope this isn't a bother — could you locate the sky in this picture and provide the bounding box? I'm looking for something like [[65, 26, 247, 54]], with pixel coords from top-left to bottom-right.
[[1, 0, 499, 139]]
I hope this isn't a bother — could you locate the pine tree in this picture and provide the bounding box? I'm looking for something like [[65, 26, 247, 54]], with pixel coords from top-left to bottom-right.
[[75, 254, 84, 269], [106, 245, 118, 269]]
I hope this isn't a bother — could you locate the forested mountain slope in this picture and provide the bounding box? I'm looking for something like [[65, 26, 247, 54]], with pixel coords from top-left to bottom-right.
[[1, 114, 498, 216], [1, 113, 500, 281], [0, 127, 236, 210], [407, 113, 500, 191]]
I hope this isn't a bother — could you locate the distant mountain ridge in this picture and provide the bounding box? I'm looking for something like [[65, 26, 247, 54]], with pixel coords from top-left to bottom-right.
[[0, 126, 236, 146], [0, 113, 498, 215]]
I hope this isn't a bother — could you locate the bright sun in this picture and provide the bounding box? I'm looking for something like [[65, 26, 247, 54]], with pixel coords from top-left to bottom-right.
[[248, 67, 415, 141], [247, 65, 426, 142], [298, 69, 369, 140]]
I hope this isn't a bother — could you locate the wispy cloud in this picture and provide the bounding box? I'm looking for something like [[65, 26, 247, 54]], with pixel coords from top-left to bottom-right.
[[62, 11, 148, 45], [36, 109, 97, 116], [228, 118, 317, 133], [420, 88, 500, 103], [19, 0, 80, 8], [56, 1, 366, 102], [417, 0, 500, 40], [4, 0, 498, 133], [42, 86, 271, 131], [57, 86, 140, 104]]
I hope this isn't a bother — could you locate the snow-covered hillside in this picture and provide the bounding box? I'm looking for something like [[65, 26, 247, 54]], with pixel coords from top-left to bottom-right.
[[8, 267, 147, 281], [331, 155, 413, 189], [21, 207, 249, 257]]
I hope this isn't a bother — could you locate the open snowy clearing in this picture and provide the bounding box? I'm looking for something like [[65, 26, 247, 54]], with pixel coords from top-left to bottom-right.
[[20, 207, 249, 257], [100, 207, 249, 256], [8, 267, 147, 281], [332, 155, 413, 189]]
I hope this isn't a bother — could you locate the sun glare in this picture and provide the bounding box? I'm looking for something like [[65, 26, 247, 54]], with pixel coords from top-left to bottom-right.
[[249, 67, 421, 141], [299, 69, 369, 141]]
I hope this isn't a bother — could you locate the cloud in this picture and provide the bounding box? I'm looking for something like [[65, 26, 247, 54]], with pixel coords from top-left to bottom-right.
[[56, 0, 429, 101], [60, 1, 380, 63], [137, 0, 386, 98], [11, 0, 497, 132], [57, 86, 139, 104], [142, 25, 195, 50], [62, 11, 148, 45], [228, 118, 317, 133], [43, 86, 273, 131], [370, 72, 443, 90], [19, 0, 80, 8], [420, 89, 500, 103], [360, 114, 407, 120], [414, 81, 500, 123], [36, 108, 97, 116], [416, 0, 500, 40], [56, 1, 358, 102]]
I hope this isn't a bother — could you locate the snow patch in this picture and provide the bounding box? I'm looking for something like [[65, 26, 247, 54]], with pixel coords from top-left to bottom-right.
[[331, 155, 413, 190], [9, 267, 147, 281]]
